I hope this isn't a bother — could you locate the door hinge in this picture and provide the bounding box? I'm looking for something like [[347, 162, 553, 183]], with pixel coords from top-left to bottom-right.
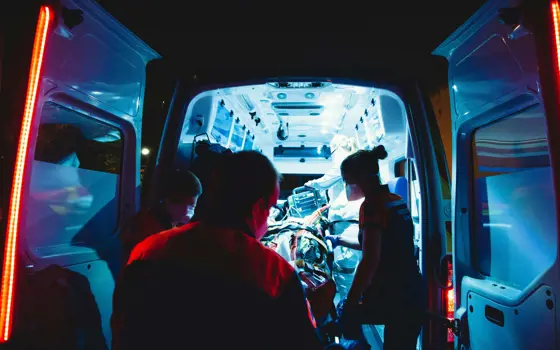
[[440, 316, 461, 335], [450, 318, 462, 338], [427, 311, 463, 338]]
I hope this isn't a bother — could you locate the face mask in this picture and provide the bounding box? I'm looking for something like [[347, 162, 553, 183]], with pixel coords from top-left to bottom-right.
[[166, 203, 187, 224], [345, 183, 364, 201], [185, 207, 195, 219], [182, 207, 195, 224]]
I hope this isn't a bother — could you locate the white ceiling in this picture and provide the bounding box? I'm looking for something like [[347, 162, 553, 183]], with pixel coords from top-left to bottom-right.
[[181, 82, 409, 175], [219, 83, 377, 148]]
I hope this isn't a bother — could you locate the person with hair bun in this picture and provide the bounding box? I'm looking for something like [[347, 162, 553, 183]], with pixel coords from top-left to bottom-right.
[[326, 145, 426, 349], [305, 135, 363, 300]]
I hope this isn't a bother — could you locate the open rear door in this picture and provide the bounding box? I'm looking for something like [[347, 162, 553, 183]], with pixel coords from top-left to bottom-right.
[[0, 1, 159, 347], [434, 0, 560, 348]]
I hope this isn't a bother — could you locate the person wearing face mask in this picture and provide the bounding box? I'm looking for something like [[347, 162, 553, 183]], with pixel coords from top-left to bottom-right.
[[325, 145, 426, 350], [120, 170, 202, 263], [112, 151, 323, 350]]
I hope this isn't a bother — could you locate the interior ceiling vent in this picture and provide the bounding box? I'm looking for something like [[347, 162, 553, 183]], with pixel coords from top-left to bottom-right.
[[271, 102, 325, 117], [267, 82, 331, 89]]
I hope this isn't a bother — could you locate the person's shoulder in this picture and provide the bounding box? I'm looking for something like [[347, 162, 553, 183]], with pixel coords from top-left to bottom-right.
[[385, 192, 407, 208], [365, 191, 404, 208], [361, 197, 383, 212], [128, 222, 200, 263], [127, 229, 169, 263], [360, 195, 391, 229], [124, 209, 167, 242], [248, 235, 295, 273], [242, 234, 297, 298]]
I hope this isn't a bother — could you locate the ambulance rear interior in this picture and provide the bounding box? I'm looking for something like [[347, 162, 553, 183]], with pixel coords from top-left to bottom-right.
[[174, 82, 427, 345]]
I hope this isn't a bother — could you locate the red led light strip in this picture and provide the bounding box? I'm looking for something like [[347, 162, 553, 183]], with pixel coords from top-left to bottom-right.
[[552, 2, 560, 72], [0, 6, 51, 342]]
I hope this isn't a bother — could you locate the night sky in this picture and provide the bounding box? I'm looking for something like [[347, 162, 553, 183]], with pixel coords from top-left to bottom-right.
[[96, 1, 486, 61]]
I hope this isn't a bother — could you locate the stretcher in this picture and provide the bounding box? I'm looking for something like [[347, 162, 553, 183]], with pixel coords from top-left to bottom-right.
[[263, 187, 339, 335]]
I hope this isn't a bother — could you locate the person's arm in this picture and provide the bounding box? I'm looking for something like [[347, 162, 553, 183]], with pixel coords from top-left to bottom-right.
[[337, 235, 362, 250], [345, 225, 382, 305], [345, 201, 386, 305], [305, 165, 341, 190], [274, 272, 324, 349]]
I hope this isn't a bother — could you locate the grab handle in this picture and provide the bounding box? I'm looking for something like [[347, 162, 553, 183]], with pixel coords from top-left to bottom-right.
[[485, 305, 504, 327]]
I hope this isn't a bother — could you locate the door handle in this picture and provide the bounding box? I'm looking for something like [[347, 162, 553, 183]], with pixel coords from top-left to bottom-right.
[[485, 305, 505, 327]]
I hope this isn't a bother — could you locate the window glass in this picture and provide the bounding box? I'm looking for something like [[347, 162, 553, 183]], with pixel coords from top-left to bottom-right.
[[211, 104, 233, 146], [26, 102, 123, 257], [472, 105, 556, 287], [229, 122, 246, 152], [244, 134, 254, 150]]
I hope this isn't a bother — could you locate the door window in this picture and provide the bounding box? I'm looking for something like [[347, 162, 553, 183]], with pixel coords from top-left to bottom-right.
[[244, 133, 254, 150], [472, 105, 556, 288], [211, 103, 234, 146], [27, 102, 123, 258], [229, 121, 246, 152]]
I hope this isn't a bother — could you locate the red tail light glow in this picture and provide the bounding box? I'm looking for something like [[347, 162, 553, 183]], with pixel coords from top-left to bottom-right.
[[0, 6, 51, 342], [445, 258, 454, 343], [552, 1, 560, 71], [446, 288, 455, 342]]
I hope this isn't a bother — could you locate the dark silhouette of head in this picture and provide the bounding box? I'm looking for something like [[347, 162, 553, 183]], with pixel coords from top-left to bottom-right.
[[202, 151, 281, 239]]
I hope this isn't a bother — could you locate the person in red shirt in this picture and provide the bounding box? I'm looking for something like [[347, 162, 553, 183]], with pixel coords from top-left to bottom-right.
[[111, 151, 323, 350], [119, 170, 202, 262], [326, 145, 426, 350]]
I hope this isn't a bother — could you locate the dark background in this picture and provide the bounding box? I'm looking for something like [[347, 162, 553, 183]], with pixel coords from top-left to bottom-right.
[[96, 1, 486, 60]]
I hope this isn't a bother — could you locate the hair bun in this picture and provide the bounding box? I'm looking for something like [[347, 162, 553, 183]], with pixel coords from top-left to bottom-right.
[[371, 145, 388, 160]]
